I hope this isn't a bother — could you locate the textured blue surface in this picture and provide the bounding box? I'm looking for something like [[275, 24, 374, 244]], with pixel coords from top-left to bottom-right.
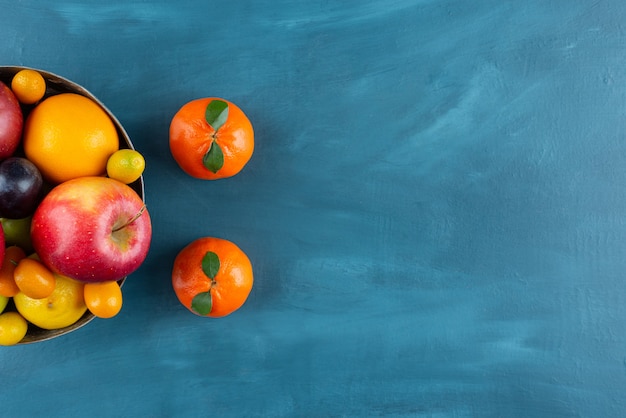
[[2, 0, 626, 416]]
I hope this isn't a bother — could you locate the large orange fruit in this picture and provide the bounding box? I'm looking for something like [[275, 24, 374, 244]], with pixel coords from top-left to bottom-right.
[[172, 237, 253, 317], [169, 98, 254, 180], [23, 93, 119, 184]]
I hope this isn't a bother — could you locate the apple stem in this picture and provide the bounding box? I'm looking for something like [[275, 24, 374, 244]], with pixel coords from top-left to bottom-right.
[[112, 205, 146, 232]]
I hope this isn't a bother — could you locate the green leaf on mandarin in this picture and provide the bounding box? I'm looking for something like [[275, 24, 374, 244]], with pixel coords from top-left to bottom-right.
[[203, 141, 224, 173], [201, 251, 220, 279], [205, 99, 228, 131], [191, 291, 213, 316]]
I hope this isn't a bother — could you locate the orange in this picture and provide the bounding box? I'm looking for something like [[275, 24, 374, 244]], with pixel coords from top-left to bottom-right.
[[23, 93, 119, 184], [0, 246, 26, 297], [169, 97, 254, 180], [14, 273, 87, 330], [84, 280, 123, 319], [11, 69, 46, 104], [172, 237, 253, 317], [13, 258, 56, 299]]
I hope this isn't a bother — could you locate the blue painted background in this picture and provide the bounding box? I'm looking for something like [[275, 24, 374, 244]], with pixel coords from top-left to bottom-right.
[[2, 0, 626, 416]]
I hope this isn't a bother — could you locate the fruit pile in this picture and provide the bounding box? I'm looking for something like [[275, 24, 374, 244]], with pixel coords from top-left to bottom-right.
[[0, 68, 152, 345]]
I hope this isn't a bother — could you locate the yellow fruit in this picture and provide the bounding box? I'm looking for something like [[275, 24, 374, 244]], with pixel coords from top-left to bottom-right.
[[11, 69, 46, 104], [14, 273, 87, 330], [106, 149, 145, 184], [0, 312, 28, 346], [23, 93, 119, 184]]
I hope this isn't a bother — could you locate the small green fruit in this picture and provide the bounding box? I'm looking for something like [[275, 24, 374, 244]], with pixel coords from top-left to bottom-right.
[[0, 217, 32, 253], [0, 296, 8, 314]]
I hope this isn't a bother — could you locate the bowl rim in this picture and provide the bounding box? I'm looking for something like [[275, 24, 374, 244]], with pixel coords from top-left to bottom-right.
[[0, 65, 144, 344]]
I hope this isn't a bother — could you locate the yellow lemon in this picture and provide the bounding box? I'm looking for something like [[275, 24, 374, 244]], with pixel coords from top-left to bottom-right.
[[0, 312, 28, 346], [14, 274, 87, 330], [106, 149, 145, 184], [24, 93, 119, 184]]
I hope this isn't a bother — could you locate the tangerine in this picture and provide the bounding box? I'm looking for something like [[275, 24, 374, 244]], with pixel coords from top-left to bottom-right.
[[172, 237, 253, 317], [23, 93, 119, 184], [169, 98, 254, 180]]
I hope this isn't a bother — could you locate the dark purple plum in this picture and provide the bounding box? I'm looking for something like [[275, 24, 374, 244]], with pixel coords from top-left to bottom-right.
[[0, 157, 43, 218]]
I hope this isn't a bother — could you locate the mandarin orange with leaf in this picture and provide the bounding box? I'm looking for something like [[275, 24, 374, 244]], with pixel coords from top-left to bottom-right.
[[172, 237, 253, 317], [169, 98, 254, 180]]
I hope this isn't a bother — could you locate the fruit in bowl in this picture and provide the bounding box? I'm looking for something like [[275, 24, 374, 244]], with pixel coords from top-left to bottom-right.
[[0, 157, 43, 219], [31, 176, 151, 283], [0, 66, 151, 345], [0, 295, 8, 314], [0, 81, 22, 159], [24, 92, 119, 184]]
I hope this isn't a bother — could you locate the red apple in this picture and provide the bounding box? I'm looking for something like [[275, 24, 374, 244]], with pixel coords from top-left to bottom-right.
[[0, 81, 23, 159], [31, 176, 151, 282], [0, 221, 5, 265]]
